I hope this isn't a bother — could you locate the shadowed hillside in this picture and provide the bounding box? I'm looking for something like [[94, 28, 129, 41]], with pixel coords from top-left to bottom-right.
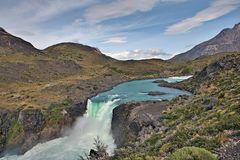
[[0, 27, 40, 54]]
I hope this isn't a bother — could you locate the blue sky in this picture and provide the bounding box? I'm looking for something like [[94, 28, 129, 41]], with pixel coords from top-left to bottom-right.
[[0, 0, 239, 60]]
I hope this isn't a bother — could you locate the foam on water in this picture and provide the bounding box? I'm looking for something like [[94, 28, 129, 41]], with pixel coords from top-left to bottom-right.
[[1, 97, 119, 160], [1, 76, 192, 160]]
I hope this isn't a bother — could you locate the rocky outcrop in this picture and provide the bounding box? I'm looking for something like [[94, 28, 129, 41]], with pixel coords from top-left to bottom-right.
[[170, 23, 240, 62], [19, 109, 45, 133], [196, 54, 240, 80], [156, 54, 240, 94], [219, 139, 240, 160], [0, 109, 18, 155], [111, 101, 168, 148], [147, 91, 166, 96], [67, 101, 87, 119], [0, 100, 88, 156], [14, 109, 45, 153]]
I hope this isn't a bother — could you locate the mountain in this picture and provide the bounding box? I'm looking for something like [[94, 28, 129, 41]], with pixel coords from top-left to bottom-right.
[[0, 27, 173, 110], [0, 26, 239, 156], [0, 26, 234, 110], [0, 27, 40, 54], [170, 23, 240, 62]]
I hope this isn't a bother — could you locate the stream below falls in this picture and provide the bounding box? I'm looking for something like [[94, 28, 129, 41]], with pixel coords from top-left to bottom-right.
[[1, 76, 192, 160]]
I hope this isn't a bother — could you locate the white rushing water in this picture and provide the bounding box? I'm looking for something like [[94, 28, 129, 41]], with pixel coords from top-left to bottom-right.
[[1, 76, 192, 160], [2, 97, 120, 160]]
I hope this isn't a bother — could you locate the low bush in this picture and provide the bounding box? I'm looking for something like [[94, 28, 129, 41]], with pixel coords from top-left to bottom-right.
[[168, 147, 217, 160]]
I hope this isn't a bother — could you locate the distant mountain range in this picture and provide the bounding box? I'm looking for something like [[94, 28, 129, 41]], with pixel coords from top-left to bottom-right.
[[1, 23, 240, 63], [0, 23, 240, 156], [170, 23, 240, 62]]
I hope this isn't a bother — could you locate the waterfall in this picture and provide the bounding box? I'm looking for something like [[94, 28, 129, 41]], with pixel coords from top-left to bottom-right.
[[1, 96, 120, 160], [1, 76, 192, 160]]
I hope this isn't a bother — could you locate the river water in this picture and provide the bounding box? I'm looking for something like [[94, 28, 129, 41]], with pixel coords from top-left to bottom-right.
[[1, 76, 191, 160]]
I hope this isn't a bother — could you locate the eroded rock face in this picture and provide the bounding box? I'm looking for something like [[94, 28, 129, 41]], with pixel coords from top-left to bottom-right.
[[67, 101, 87, 119], [0, 100, 88, 156], [19, 109, 45, 133], [0, 109, 18, 155], [111, 101, 167, 148], [18, 102, 88, 154], [196, 54, 240, 81], [14, 109, 45, 153]]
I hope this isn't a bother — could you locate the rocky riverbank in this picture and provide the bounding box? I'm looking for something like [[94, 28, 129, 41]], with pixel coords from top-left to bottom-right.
[[111, 101, 168, 148], [0, 75, 129, 156], [111, 54, 240, 160]]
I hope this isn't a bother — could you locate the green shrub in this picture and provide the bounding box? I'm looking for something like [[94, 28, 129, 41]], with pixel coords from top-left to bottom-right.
[[46, 98, 73, 122], [7, 121, 24, 145], [168, 147, 217, 160], [189, 136, 220, 151], [160, 143, 172, 154], [146, 133, 160, 145]]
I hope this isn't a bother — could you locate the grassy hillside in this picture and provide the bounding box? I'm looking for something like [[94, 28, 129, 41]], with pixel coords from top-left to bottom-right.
[[0, 27, 237, 111], [0, 41, 170, 109], [112, 54, 240, 160], [0, 43, 236, 110]]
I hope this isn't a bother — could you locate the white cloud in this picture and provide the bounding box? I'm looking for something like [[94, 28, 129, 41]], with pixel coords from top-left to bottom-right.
[[102, 36, 127, 44], [161, 0, 188, 2], [103, 49, 172, 60], [0, 0, 189, 50], [2, 0, 93, 23], [165, 0, 240, 34], [85, 0, 160, 23], [0, 0, 102, 49]]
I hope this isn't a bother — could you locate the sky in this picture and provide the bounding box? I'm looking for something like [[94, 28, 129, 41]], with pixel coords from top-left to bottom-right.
[[0, 0, 239, 60]]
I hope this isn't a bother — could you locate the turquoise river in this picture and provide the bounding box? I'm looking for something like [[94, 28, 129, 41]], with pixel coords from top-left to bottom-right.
[[1, 76, 192, 160]]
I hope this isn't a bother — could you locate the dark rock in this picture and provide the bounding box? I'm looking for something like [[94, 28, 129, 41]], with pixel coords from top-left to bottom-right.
[[147, 91, 166, 96], [19, 109, 45, 133], [89, 149, 99, 157], [219, 139, 240, 160], [196, 54, 240, 82], [0, 109, 18, 155], [111, 101, 167, 148], [111, 104, 132, 148], [67, 101, 87, 119], [155, 79, 193, 93], [153, 80, 168, 84], [20, 134, 40, 154], [129, 122, 141, 136]]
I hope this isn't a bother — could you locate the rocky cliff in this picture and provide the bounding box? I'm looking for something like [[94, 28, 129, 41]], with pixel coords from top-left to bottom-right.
[[111, 101, 168, 148], [0, 101, 87, 155]]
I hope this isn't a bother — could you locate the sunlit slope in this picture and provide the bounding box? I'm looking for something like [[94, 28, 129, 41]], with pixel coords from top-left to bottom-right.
[[0, 26, 237, 110]]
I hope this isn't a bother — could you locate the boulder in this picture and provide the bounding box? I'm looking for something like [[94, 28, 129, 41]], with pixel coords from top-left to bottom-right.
[[111, 101, 167, 148]]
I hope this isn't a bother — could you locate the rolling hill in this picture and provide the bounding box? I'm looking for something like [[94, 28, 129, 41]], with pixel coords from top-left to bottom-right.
[[0, 27, 236, 110], [0, 25, 239, 156]]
